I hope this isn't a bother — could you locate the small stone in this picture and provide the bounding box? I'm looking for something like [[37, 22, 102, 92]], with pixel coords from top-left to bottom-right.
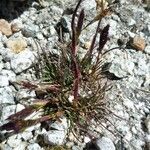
[[11, 21, 23, 33], [128, 18, 136, 26], [13, 142, 27, 150], [44, 130, 66, 145], [16, 104, 25, 112], [0, 75, 9, 87], [0, 144, 13, 150], [6, 38, 27, 54], [1, 69, 16, 82], [96, 137, 115, 150], [1, 105, 16, 120], [144, 45, 150, 54], [84, 136, 91, 143], [36, 32, 44, 40], [84, 41, 91, 49], [0, 87, 15, 104], [10, 49, 36, 73], [0, 19, 12, 36], [20, 131, 33, 141], [130, 36, 146, 51], [50, 117, 68, 130], [7, 136, 22, 148], [27, 143, 42, 150]]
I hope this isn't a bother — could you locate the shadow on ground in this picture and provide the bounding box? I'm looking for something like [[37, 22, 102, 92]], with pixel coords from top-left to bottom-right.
[[0, 0, 37, 20]]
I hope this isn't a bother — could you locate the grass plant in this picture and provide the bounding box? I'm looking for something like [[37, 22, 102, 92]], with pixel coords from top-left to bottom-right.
[[0, 0, 115, 145]]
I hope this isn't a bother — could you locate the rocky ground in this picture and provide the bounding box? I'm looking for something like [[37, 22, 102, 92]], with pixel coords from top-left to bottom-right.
[[0, 0, 150, 150]]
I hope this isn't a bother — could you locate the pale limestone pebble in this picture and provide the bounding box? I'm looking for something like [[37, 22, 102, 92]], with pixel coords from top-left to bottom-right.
[[4, 62, 11, 70], [11, 20, 24, 33], [131, 36, 146, 51], [6, 38, 27, 54], [123, 98, 135, 111], [131, 139, 145, 150], [0, 86, 15, 104], [43, 129, 67, 145], [96, 137, 115, 150], [0, 75, 9, 87], [6, 135, 21, 148], [16, 89, 36, 101], [0, 69, 16, 82], [0, 48, 15, 61], [128, 31, 136, 38], [84, 136, 91, 143], [26, 143, 43, 150], [115, 121, 130, 135], [19, 131, 33, 141], [42, 118, 68, 145], [15, 104, 25, 112], [49, 25, 57, 35], [124, 131, 133, 141], [1, 105, 16, 121], [13, 142, 28, 150], [50, 117, 68, 130], [127, 18, 136, 26], [36, 32, 45, 40], [10, 49, 36, 74], [144, 45, 150, 54], [0, 19, 12, 36], [66, 141, 74, 148], [0, 144, 13, 150]]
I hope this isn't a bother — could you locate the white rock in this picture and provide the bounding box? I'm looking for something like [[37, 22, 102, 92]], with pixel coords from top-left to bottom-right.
[[0, 48, 15, 61], [49, 26, 56, 35], [84, 136, 91, 143], [44, 130, 66, 145], [128, 31, 135, 38], [128, 18, 136, 26], [3, 62, 11, 69], [1, 69, 16, 82], [16, 104, 25, 112], [20, 131, 33, 141], [145, 134, 150, 142], [131, 139, 145, 150], [13, 142, 27, 150], [36, 32, 44, 40], [50, 117, 68, 130], [16, 89, 36, 101], [0, 87, 15, 104], [96, 137, 115, 150], [10, 50, 36, 73], [0, 144, 13, 150], [0, 75, 9, 87], [1, 105, 16, 120], [123, 99, 135, 110], [109, 20, 118, 37], [26, 143, 42, 150], [144, 45, 150, 54], [7, 136, 22, 148]]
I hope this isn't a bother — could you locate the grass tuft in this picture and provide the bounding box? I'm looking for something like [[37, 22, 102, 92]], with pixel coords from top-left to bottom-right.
[[0, 0, 117, 144]]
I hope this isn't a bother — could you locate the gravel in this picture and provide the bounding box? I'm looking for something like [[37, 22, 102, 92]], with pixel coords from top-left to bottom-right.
[[0, 0, 150, 150]]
